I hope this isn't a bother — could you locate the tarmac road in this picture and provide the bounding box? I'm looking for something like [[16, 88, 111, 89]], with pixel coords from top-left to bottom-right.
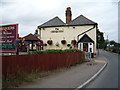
[[85, 50, 118, 88], [18, 51, 106, 88]]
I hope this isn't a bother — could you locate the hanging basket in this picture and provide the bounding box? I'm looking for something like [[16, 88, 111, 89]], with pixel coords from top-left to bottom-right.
[[71, 40, 77, 45], [44, 43, 47, 46], [35, 42, 44, 46], [47, 40, 53, 45], [67, 44, 71, 47], [61, 40, 67, 45]]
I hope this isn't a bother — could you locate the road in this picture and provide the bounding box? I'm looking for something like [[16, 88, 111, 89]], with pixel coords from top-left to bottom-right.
[[85, 50, 119, 88], [17, 50, 119, 88], [18, 51, 105, 88]]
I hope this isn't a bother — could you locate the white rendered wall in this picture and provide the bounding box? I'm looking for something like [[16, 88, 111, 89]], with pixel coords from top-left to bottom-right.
[[38, 25, 96, 53]]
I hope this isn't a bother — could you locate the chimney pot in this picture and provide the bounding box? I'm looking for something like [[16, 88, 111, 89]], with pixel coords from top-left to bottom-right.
[[66, 7, 72, 24]]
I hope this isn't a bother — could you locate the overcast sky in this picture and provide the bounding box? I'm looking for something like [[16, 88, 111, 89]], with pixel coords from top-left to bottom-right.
[[0, 0, 119, 42]]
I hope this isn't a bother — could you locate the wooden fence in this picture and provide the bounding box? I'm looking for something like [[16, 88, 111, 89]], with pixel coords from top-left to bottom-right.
[[2, 52, 84, 79]]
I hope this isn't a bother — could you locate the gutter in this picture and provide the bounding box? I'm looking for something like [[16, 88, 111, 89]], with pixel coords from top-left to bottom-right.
[[38, 24, 97, 43], [38, 24, 96, 28]]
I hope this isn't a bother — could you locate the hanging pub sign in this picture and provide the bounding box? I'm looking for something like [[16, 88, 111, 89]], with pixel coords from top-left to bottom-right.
[[0, 24, 18, 53]]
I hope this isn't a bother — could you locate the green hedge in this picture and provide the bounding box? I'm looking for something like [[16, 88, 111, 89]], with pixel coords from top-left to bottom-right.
[[29, 49, 82, 55]]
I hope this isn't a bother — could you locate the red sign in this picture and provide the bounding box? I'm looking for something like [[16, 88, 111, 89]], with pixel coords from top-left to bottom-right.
[[0, 24, 18, 53]]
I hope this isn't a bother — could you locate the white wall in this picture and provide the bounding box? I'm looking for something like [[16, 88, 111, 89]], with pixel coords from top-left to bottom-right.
[[38, 25, 96, 52]]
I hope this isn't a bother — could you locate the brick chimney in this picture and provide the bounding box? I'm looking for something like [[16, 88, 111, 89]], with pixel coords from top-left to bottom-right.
[[66, 7, 72, 24]]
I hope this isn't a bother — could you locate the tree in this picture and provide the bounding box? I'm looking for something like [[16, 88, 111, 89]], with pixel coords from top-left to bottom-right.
[[97, 29, 105, 49], [110, 40, 116, 45], [108, 40, 120, 53]]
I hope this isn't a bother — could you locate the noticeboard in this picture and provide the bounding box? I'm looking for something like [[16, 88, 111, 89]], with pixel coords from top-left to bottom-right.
[[0, 24, 18, 53], [85, 52, 91, 61]]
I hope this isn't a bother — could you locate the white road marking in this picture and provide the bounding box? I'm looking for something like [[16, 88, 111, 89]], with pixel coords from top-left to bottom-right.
[[75, 58, 108, 90]]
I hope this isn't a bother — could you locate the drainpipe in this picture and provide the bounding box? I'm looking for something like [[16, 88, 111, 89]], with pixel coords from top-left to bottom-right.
[[77, 24, 96, 58], [77, 24, 96, 43]]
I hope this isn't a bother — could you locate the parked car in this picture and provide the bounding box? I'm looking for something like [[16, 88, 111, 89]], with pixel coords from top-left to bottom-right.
[[112, 48, 120, 54]]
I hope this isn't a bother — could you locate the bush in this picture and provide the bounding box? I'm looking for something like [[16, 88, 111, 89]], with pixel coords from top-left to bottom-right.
[[44, 49, 63, 54], [63, 49, 81, 53], [30, 49, 82, 55]]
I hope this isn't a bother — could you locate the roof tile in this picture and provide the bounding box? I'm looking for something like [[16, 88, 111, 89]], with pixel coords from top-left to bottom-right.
[[39, 16, 66, 27], [68, 15, 97, 25], [38, 15, 97, 28], [23, 33, 40, 41]]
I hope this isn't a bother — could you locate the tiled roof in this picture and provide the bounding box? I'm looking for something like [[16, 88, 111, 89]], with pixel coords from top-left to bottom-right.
[[23, 33, 40, 41], [68, 15, 97, 25], [38, 15, 97, 28], [39, 16, 66, 27]]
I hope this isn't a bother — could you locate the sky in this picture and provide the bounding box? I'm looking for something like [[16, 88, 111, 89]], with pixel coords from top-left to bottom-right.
[[0, 0, 119, 42]]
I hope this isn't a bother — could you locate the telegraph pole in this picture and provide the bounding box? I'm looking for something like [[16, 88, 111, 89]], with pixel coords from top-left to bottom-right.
[[106, 32, 110, 50]]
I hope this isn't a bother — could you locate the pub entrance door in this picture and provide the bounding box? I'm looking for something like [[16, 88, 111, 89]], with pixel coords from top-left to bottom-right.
[[83, 43, 88, 52]]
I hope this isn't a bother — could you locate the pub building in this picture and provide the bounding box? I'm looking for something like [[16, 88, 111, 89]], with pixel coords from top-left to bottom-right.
[[36, 7, 98, 56]]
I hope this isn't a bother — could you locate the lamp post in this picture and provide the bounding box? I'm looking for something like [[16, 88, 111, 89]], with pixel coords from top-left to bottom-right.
[[104, 32, 109, 50], [106, 33, 110, 51]]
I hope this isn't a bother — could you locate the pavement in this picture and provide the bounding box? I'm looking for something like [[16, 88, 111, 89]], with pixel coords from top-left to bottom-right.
[[18, 54, 107, 88]]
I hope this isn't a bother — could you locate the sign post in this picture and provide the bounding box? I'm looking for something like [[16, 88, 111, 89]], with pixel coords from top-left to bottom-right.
[[85, 52, 91, 61], [0, 24, 18, 53]]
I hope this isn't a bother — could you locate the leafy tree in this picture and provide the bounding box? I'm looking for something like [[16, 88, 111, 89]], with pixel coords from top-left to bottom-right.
[[110, 40, 116, 45], [97, 29, 105, 49]]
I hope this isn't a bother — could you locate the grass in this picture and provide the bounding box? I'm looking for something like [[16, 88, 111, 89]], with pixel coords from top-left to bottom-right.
[[2, 71, 49, 88]]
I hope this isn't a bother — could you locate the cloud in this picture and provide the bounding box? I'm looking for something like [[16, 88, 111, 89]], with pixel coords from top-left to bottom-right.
[[0, 0, 118, 42]]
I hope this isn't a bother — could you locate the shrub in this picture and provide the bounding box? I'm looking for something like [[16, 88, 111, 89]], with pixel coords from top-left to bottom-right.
[[30, 49, 82, 54], [43, 49, 63, 54], [63, 49, 81, 53]]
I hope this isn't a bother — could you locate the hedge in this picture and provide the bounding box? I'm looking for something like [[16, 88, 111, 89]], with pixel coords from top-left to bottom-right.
[[29, 49, 82, 54]]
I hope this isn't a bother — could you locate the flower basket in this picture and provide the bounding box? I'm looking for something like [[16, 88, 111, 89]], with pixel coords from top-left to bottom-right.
[[61, 40, 67, 45], [67, 44, 71, 47], [47, 40, 53, 45], [71, 40, 77, 45], [39, 40, 43, 43], [44, 43, 47, 46], [35, 42, 43, 46]]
